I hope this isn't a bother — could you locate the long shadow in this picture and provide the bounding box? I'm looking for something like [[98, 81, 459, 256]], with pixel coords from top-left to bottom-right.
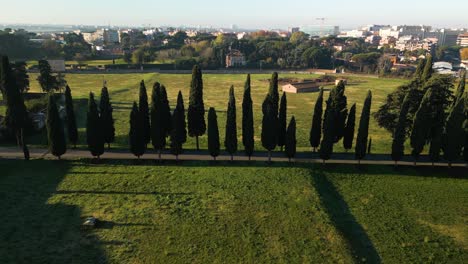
[[309, 168, 381, 263], [0, 160, 107, 263]]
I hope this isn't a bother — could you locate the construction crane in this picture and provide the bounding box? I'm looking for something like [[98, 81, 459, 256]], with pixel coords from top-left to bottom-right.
[[316, 18, 326, 36]]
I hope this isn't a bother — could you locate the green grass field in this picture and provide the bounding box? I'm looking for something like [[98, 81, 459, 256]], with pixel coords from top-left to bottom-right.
[[0, 160, 466, 263], [21, 72, 408, 154]]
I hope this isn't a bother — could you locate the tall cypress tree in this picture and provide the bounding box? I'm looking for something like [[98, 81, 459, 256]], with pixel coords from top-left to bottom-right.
[[46, 95, 66, 159], [170, 90, 187, 160], [208, 107, 220, 160], [323, 81, 347, 143], [309, 88, 323, 152], [278, 92, 287, 150], [443, 94, 465, 165], [421, 55, 433, 82], [391, 94, 410, 164], [139, 80, 151, 145], [268, 72, 280, 118], [429, 104, 444, 164], [343, 103, 356, 151], [261, 95, 278, 162], [355, 90, 372, 162], [99, 86, 115, 149], [319, 104, 335, 162], [414, 59, 426, 79], [64, 85, 78, 148], [86, 92, 104, 158], [242, 74, 254, 158], [188, 65, 206, 150], [129, 102, 145, 158], [285, 116, 296, 162], [410, 88, 433, 161], [225, 85, 237, 160], [160, 85, 172, 136], [453, 70, 466, 107]]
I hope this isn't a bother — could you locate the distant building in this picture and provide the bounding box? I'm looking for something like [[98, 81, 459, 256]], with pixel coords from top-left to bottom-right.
[[103, 29, 119, 44], [457, 33, 468, 47], [282, 81, 321, 93], [225, 49, 246, 68]]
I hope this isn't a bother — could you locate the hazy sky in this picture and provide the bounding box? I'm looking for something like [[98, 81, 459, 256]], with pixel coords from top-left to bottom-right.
[[1, 0, 467, 28]]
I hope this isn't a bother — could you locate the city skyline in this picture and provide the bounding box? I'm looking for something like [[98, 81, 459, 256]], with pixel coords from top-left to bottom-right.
[[1, 0, 467, 29]]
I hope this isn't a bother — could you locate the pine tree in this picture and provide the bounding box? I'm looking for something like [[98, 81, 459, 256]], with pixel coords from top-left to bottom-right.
[[261, 95, 278, 162], [285, 116, 296, 162], [64, 85, 78, 148], [46, 95, 66, 159], [129, 102, 145, 158], [410, 88, 432, 161], [443, 94, 465, 165], [170, 90, 187, 160], [99, 86, 115, 149], [391, 94, 410, 164], [188, 65, 206, 150], [278, 92, 287, 150], [309, 88, 323, 152], [343, 103, 356, 151], [208, 107, 220, 160], [139, 80, 151, 145], [86, 92, 104, 158], [355, 90, 372, 162], [414, 59, 426, 79], [242, 74, 254, 159], [421, 55, 433, 82], [225, 85, 237, 160]]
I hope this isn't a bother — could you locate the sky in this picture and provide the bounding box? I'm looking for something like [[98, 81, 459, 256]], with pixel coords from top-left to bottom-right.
[[1, 0, 467, 29]]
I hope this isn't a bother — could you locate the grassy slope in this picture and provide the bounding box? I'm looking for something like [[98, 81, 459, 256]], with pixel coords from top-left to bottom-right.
[[0, 160, 466, 263], [23, 73, 406, 154]]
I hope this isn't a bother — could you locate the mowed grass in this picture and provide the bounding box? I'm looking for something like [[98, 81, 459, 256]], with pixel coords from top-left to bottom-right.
[[0, 160, 466, 263], [22, 73, 407, 153]]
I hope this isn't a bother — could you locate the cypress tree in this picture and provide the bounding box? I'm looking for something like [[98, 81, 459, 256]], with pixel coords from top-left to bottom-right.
[[391, 94, 410, 164], [99, 86, 115, 149], [64, 85, 78, 148], [285, 116, 296, 162], [367, 138, 372, 154], [129, 102, 145, 158], [421, 55, 433, 82], [170, 90, 187, 160], [410, 88, 432, 161], [319, 105, 335, 162], [139, 80, 151, 145], [443, 94, 465, 165], [429, 104, 444, 164], [343, 103, 356, 151], [225, 85, 237, 160], [188, 65, 206, 150], [151, 82, 164, 156], [86, 92, 104, 158], [324, 81, 348, 143], [355, 90, 372, 162], [242, 74, 254, 158], [414, 59, 426, 79], [453, 70, 465, 107], [261, 95, 278, 162], [160, 85, 172, 136], [268, 72, 280, 118], [309, 88, 323, 152], [278, 92, 287, 150], [208, 107, 220, 160], [46, 95, 66, 159]]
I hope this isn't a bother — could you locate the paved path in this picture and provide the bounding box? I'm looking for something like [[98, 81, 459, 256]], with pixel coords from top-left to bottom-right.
[[1, 147, 466, 168]]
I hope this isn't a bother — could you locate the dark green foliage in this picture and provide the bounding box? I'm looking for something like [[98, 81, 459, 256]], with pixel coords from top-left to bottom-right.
[[324, 81, 348, 143], [278, 92, 287, 149], [391, 94, 410, 162], [22, 143, 30, 160], [355, 91, 372, 160], [343, 103, 356, 151], [86, 92, 104, 158], [99, 86, 115, 149], [319, 103, 335, 161], [261, 95, 278, 160], [46, 95, 66, 158], [367, 138, 372, 154], [421, 55, 433, 82], [410, 89, 433, 160], [285, 116, 296, 160], [453, 70, 465, 107], [208, 107, 220, 159], [160, 85, 172, 137], [11, 61, 29, 93], [64, 85, 78, 147], [443, 94, 465, 163], [139, 80, 151, 144], [309, 88, 323, 151], [170, 90, 187, 158], [464, 117, 468, 162], [37, 60, 57, 92], [188, 65, 206, 150], [268, 72, 280, 118], [151, 82, 165, 151], [242, 74, 254, 157], [414, 59, 426, 79], [224, 86, 237, 157], [129, 102, 145, 158], [429, 104, 444, 163]]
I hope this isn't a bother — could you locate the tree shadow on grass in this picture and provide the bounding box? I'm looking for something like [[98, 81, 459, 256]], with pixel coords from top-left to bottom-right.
[[309, 167, 382, 263], [0, 160, 107, 263]]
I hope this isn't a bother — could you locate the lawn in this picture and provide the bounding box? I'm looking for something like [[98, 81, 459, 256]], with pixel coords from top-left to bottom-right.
[[22, 72, 408, 154], [0, 160, 466, 263]]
